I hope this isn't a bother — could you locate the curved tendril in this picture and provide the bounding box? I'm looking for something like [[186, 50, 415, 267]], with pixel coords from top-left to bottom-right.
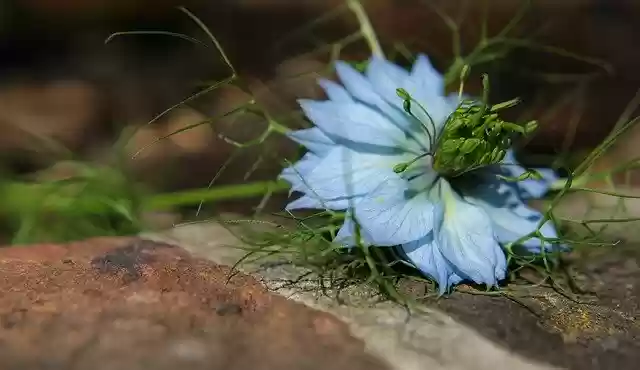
[[411, 99, 439, 150], [402, 101, 434, 149], [396, 88, 438, 150]]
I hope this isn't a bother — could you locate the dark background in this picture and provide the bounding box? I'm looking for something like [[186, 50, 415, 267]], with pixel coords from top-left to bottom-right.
[[0, 0, 639, 192]]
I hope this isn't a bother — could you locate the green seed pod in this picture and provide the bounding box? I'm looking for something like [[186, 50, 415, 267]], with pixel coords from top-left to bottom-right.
[[490, 148, 506, 163], [446, 116, 465, 131], [453, 154, 467, 171], [490, 98, 520, 112], [440, 138, 464, 154], [524, 120, 538, 134], [460, 138, 482, 154], [479, 152, 492, 165]]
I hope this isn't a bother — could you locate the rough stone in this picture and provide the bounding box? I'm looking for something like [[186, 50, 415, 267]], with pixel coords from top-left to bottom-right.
[[151, 221, 560, 370], [0, 237, 390, 370]]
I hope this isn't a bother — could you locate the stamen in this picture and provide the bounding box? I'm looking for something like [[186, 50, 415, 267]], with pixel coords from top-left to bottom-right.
[[396, 88, 438, 149], [393, 152, 432, 173]]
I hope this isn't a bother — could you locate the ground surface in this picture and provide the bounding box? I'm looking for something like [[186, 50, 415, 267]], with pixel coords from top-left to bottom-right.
[[0, 237, 389, 370], [427, 244, 640, 370], [1, 223, 638, 370]]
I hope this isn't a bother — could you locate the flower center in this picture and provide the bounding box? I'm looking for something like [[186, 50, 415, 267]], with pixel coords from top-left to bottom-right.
[[395, 74, 538, 182], [431, 99, 517, 178]]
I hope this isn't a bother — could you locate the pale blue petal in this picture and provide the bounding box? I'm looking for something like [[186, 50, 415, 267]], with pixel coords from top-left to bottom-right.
[[334, 61, 423, 139], [287, 128, 335, 155], [299, 99, 409, 149], [401, 234, 463, 295], [318, 78, 353, 102], [468, 196, 558, 252], [335, 216, 359, 246], [302, 146, 407, 201], [399, 159, 440, 192], [400, 54, 455, 134], [364, 55, 456, 145], [334, 214, 375, 247], [410, 54, 445, 98], [365, 56, 411, 110], [279, 152, 322, 194], [285, 194, 352, 211], [282, 150, 365, 211], [465, 173, 562, 252], [353, 175, 442, 246], [438, 181, 506, 286], [334, 61, 377, 102]]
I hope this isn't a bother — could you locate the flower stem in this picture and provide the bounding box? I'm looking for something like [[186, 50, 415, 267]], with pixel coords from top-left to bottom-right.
[[0, 179, 292, 215], [347, 0, 384, 58], [146, 180, 290, 210]]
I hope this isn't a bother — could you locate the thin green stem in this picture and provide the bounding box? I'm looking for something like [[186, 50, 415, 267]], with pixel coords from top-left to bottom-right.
[[146, 180, 290, 210], [347, 0, 384, 58]]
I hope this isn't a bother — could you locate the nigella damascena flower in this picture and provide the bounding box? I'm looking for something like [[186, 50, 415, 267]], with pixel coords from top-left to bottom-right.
[[279, 54, 560, 294]]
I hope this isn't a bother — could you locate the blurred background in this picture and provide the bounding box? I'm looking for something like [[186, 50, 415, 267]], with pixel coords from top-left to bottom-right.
[[1, 0, 640, 242]]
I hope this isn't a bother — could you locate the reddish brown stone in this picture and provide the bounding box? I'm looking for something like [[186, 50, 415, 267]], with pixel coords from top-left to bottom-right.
[[0, 237, 390, 370]]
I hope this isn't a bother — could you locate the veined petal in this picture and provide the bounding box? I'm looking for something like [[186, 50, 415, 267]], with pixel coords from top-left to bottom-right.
[[287, 128, 335, 155], [400, 158, 439, 191], [282, 150, 366, 211], [302, 146, 407, 201], [464, 172, 562, 252], [285, 194, 352, 211], [299, 99, 409, 149], [438, 180, 507, 286], [334, 61, 378, 102], [400, 234, 463, 295], [468, 196, 558, 252], [334, 214, 374, 246], [279, 152, 323, 194], [353, 174, 442, 246], [410, 54, 445, 98], [335, 216, 358, 246], [334, 61, 423, 138], [365, 56, 411, 110], [400, 55, 456, 135], [318, 78, 353, 102]]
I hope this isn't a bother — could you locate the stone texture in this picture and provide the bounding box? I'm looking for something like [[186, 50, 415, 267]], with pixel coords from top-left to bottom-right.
[[151, 222, 560, 370], [150, 220, 640, 370], [149, 218, 640, 370], [156, 218, 640, 370], [0, 237, 390, 370]]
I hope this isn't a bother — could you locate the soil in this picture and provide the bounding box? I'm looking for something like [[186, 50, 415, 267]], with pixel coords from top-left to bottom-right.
[[421, 244, 640, 370]]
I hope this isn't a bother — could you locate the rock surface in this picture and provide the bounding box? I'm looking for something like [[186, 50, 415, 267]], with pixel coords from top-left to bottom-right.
[[153, 221, 640, 370], [150, 222, 558, 370], [0, 237, 390, 370], [4, 220, 637, 370]]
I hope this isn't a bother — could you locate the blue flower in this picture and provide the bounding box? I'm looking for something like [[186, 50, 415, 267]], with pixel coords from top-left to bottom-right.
[[279, 55, 560, 294]]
